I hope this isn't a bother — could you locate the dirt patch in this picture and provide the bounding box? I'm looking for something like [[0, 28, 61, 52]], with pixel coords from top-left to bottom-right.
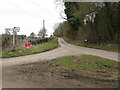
[[2, 58, 118, 88]]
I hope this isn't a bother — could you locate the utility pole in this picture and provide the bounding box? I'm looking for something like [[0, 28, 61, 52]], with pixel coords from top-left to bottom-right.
[[43, 20, 45, 38], [43, 20, 45, 30], [5, 27, 20, 49]]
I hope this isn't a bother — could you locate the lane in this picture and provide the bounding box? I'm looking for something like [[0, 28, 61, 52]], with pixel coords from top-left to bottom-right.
[[2, 38, 119, 67], [59, 38, 118, 61], [2, 39, 79, 67], [2, 38, 119, 88]]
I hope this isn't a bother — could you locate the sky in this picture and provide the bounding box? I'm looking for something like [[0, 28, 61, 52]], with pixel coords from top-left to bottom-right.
[[0, 0, 65, 36]]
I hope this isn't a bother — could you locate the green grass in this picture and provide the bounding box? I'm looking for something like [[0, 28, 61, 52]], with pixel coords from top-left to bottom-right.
[[1, 39, 58, 58], [75, 43, 118, 52], [54, 55, 118, 72], [55, 56, 85, 69], [63, 37, 118, 52]]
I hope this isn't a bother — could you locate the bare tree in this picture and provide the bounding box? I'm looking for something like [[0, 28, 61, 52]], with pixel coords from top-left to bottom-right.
[[55, 0, 67, 20], [38, 28, 47, 38]]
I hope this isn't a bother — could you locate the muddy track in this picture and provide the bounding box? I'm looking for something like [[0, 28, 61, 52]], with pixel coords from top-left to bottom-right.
[[2, 59, 118, 88]]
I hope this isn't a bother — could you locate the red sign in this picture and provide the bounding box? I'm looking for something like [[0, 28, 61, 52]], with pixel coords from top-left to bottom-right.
[[25, 43, 30, 47]]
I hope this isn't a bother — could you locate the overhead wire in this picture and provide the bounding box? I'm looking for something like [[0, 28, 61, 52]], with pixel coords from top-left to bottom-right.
[[26, 0, 57, 15], [7, 0, 64, 20], [8, 0, 42, 20]]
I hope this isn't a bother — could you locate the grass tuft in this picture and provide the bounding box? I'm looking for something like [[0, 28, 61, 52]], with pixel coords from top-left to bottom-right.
[[54, 55, 118, 72]]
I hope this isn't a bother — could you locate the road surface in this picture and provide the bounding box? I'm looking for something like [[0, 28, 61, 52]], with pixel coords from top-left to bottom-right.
[[1, 38, 119, 88], [2, 38, 119, 67]]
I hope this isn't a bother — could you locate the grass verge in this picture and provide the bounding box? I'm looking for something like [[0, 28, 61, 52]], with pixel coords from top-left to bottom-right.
[[53, 55, 118, 88], [63, 37, 118, 52], [1, 38, 58, 58], [54, 55, 118, 72]]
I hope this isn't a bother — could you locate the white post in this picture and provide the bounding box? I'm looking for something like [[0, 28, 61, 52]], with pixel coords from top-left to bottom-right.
[[13, 28, 15, 49]]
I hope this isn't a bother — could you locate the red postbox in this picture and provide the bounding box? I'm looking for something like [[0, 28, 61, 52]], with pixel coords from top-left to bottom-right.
[[25, 43, 30, 48]]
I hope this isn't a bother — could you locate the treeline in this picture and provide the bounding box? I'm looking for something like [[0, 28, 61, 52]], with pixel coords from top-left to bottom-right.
[[54, 2, 120, 44]]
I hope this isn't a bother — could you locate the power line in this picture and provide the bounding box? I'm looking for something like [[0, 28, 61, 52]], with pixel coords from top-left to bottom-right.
[[8, 0, 41, 20], [8, 0, 59, 19], [26, 0, 57, 16]]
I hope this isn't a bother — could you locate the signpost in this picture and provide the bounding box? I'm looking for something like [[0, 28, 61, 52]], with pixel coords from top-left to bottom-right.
[[5, 27, 20, 49]]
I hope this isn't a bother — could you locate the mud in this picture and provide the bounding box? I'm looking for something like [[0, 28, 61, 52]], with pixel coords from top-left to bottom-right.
[[2, 59, 118, 88]]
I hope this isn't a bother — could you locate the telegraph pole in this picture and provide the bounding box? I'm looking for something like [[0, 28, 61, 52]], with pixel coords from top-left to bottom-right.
[[43, 20, 45, 29], [43, 20, 45, 38]]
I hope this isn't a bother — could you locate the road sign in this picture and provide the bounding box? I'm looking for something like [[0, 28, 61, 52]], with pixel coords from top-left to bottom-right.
[[5, 27, 20, 49], [14, 27, 20, 32], [25, 43, 30, 48], [5, 28, 13, 31]]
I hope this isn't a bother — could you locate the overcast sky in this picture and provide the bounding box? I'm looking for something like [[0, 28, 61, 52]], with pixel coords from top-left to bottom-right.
[[0, 0, 65, 36]]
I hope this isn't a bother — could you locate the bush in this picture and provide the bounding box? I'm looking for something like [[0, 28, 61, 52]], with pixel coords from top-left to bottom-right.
[[29, 37, 54, 45]]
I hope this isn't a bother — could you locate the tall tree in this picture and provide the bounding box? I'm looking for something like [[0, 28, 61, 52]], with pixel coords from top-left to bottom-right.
[[55, 2, 119, 44]]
